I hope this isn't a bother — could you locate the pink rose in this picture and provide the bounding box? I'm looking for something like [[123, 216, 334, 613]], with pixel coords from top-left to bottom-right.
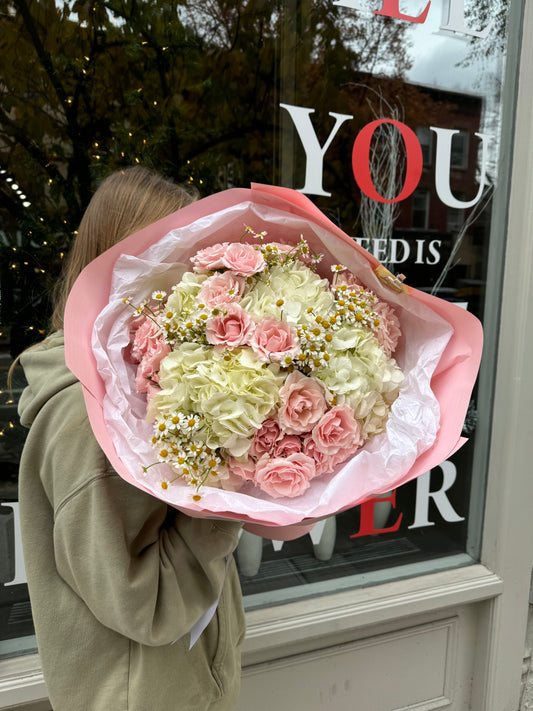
[[312, 404, 364, 455], [123, 313, 146, 364], [222, 243, 266, 276], [190, 242, 230, 272], [198, 272, 244, 309], [224, 457, 256, 491], [273, 435, 302, 458], [278, 371, 328, 435], [131, 317, 164, 362], [254, 453, 316, 499], [249, 317, 300, 364], [303, 435, 333, 475], [373, 301, 401, 357], [135, 339, 170, 393], [205, 303, 255, 347], [303, 435, 354, 475], [130, 317, 170, 394], [250, 419, 281, 459]]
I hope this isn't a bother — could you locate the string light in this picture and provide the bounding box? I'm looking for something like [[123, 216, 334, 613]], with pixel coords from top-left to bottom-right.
[[2, 169, 31, 206]]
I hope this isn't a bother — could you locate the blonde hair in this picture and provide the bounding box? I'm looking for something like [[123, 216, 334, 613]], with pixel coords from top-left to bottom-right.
[[51, 166, 196, 330]]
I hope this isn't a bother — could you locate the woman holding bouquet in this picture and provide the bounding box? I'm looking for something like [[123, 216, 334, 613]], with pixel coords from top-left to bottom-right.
[[17, 167, 246, 711]]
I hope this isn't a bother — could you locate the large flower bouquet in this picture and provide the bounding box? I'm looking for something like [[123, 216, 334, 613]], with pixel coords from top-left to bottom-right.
[[126, 230, 404, 501], [65, 184, 482, 533]]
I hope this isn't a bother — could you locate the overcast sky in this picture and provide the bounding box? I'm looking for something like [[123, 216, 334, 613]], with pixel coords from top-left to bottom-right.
[[402, 0, 505, 94]]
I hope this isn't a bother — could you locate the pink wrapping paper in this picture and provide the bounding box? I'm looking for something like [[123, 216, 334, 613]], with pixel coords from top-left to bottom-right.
[[64, 184, 482, 537]]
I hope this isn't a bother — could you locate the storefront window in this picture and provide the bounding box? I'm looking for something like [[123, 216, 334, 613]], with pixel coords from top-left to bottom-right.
[[0, 0, 512, 652], [239, 0, 511, 605]]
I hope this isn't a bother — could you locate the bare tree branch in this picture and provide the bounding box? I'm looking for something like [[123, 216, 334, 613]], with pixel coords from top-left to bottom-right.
[[352, 84, 406, 269], [430, 185, 494, 296]]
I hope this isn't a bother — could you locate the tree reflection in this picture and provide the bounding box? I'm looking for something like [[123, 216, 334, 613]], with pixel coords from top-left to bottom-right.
[[0, 0, 417, 339]]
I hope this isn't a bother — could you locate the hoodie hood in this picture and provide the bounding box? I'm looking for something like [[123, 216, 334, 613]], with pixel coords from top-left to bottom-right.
[[18, 331, 78, 428]]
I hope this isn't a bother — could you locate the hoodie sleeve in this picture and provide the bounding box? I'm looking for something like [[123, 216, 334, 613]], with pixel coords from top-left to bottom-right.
[[20, 339, 242, 647], [53, 465, 241, 646]]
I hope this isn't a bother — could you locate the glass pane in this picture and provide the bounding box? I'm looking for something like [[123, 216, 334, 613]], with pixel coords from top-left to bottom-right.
[[0, 0, 515, 643], [238, 0, 512, 601]]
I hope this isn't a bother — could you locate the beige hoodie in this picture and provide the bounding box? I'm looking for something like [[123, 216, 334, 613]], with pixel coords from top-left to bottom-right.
[[18, 331, 245, 711]]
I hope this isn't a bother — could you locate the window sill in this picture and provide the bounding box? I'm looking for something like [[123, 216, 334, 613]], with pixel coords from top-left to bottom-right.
[[242, 561, 503, 665], [0, 562, 502, 709], [0, 653, 48, 710]]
